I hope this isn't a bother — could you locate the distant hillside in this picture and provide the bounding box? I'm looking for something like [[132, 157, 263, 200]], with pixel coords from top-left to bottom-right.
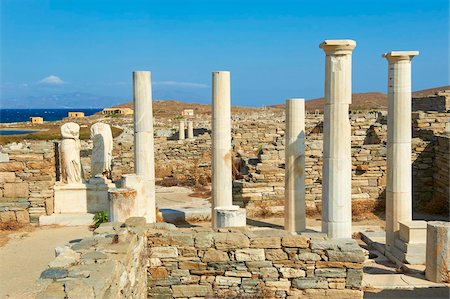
[[107, 86, 449, 115], [113, 99, 260, 118], [271, 86, 449, 111]]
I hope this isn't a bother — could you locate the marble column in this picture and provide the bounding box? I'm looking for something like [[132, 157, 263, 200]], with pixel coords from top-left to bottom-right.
[[179, 120, 185, 140], [320, 40, 356, 239], [383, 51, 419, 251], [133, 71, 156, 222], [285, 98, 306, 233], [212, 71, 246, 228], [187, 120, 194, 139]]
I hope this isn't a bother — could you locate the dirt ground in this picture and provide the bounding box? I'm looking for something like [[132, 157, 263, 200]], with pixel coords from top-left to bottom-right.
[[0, 225, 92, 299]]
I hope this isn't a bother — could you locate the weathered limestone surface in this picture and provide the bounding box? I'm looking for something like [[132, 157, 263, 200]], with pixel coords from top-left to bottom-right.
[[212, 71, 245, 228], [34, 217, 149, 299], [148, 227, 365, 298], [90, 122, 113, 178], [132, 71, 156, 222], [60, 122, 82, 184], [320, 40, 356, 238], [1, 106, 449, 223], [383, 51, 419, 252], [425, 221, 450, 283], [285, 99, 306, 233]]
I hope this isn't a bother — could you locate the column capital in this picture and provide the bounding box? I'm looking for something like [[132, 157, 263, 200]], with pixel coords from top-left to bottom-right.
[[320, 40, 356, 55], [383, 51, 419, 62]]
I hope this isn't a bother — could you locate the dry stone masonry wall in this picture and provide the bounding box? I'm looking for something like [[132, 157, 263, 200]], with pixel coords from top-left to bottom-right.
[[147, 226, 365, 299], [35, 217, 149, 299], [0, 110, 448, 223]]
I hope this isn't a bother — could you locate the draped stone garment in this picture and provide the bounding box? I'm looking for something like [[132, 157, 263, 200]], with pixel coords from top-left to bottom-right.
[[60, 122, 82, 184], [90, 122, 113, 177]]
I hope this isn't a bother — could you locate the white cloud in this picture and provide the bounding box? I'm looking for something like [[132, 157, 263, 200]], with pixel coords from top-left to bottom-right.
[[154, 81, 208, 89], [38, 75, 65, 85]]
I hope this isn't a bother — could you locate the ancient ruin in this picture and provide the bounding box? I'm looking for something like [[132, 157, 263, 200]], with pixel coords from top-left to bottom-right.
[[0, 40, 449, 298]]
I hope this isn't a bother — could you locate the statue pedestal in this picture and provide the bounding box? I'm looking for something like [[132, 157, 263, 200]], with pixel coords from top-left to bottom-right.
[[87, 176, 116, 213], [54, 183, 87, 213]]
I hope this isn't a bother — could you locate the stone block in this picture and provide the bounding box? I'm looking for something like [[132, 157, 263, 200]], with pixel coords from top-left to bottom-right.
[[250, 236, 282, 248], [346, 269, 363, 288], [265, 279, 291, 291], [265, 249, 288, 261], [54, 183, 87, 214], [195, 232, 214, 248], [315, 268, 346, 278], [0, 153, 9, 162], [298, 252, 321, 262], [327, 250, 365, 263], [280, 267, 306, 278], [0, 161, 24, 172], [282, 235, 309, 248], [0, 172, 15, 183], [216, 276, 241, 286], [202, 249, 229, 262], [172, 285, 212, 298], [235, 248, 265, 261], [425, 221, 450, 283], [259, 267, 279, 278], [14, 210, 30, 224], [3, 182, 28, 198], [108, 188, 136, 222], [215, 206, 246, 228], [150, 247, 178, 258], [292, 277, 328, 289], [399, 220, 427, 243], [214, 232, 249, 250]]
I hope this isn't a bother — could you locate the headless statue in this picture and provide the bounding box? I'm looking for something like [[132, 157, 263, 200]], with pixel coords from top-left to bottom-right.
[[60, 122, 82, 184], [90, 122, 113, 178]]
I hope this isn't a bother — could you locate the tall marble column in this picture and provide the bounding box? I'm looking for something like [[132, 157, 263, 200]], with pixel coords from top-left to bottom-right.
[[187, 120, 194, 139], [320, 40, 356, 239], [179, 120, 185, 140], [383, 51, 419, 251], [133, 71, 156, 222], [212, 71, 246, 228], [285, 98, 306, 233]]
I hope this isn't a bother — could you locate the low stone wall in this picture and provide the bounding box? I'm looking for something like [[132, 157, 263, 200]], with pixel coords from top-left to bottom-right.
[[147, 227, 365, 299], [0, 110, 448, 222], [431, 135, 450, 213], [35, 217, 149, 299], [0, 141, 55, 223], [412, 91, 450, 113]]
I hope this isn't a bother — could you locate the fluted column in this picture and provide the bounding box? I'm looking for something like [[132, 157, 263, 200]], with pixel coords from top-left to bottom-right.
[[383, 51, 419, 251], [179, 120, 185, 140], [133, 71, 156, 222], [285, 98, 306, 233], [320, 40, 356, 238]]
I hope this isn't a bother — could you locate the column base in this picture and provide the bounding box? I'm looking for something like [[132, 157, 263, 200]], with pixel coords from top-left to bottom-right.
[[215, 206, 246, 228], [322, 220, 352, 239]]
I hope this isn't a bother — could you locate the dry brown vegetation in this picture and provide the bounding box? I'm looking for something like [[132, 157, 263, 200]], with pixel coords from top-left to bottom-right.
[[0, 125, 123, 144]]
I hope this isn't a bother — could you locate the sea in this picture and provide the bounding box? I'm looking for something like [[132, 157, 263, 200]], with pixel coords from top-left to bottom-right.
[[0, 108, 102, 123]]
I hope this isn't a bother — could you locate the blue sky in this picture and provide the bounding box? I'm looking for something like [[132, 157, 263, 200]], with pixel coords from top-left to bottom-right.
[[1, 0, 449, 107]]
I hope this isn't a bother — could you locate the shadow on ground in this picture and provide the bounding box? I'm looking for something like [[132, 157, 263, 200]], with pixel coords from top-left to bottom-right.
[[364, 287, 450, 299]]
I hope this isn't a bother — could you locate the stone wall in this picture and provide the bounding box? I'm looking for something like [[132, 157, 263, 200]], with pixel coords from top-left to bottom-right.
[[412, 91, 450, 113], [0, 110, 448, 223], [148, 227, 365, 299], [34, 217, 149, 299], [432, 135, 450, 213], [33, 218, 365, 299], [0, 141, 55, 224]]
